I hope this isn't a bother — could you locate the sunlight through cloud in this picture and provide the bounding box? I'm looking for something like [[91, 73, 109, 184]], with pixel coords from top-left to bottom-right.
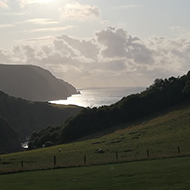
[[19, 0, 53, 7], [60, 2, 101, 21]]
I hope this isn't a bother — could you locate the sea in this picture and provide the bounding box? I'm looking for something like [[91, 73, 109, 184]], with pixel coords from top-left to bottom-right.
[[50, 87, 145, 108], [22, 87, 145, 149]]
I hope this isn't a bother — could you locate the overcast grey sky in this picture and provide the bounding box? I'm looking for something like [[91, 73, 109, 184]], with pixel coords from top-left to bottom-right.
[[0, 0, 190, 88]]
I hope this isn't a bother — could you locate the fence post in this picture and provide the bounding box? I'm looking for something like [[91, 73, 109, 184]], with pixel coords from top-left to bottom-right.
[[54, 156, 56, 166], [178, 147, 180, 154], [84, 155, 86, 164], [21, 160, 24, 168], [116, 152, 118, 161], [147, 149, 150, 158]]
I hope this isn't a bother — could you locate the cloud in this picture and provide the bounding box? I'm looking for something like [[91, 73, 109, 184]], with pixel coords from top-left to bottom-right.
[[170, 26, 190, 39], [96, 27, 153, 64], [30, 26, 75, 33], [60, 2, 101, 21], [0, 0, 9, 9], [17, 26, 75, 33], [1, 26, 190, 88], [19, 0, 53, 7], [0, 49, 10, 62], [56, 35, 99, 59], [0, 11, 28, 15], [0, 0, 54, 11], [146, 36, 190, 72], [18, 36, 55, 43], [0, 0, 52, 10], [0, 24, 14, 28], [20, 18, 59, 25]]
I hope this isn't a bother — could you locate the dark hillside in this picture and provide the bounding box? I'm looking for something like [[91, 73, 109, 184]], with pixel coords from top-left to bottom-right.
[[0, 90, 82, 144], [0, 64, 78, 101], [28, 71, 190, 148], [0, 117, 22, 153]]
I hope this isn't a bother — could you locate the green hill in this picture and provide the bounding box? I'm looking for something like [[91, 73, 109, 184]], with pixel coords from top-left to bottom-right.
[[1, 99, 190, 174], [28, 71, 190, 149]]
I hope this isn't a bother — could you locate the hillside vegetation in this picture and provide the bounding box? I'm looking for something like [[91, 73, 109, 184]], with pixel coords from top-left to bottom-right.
[[0, 90, 82, 153], [28, 71, 190, 148]]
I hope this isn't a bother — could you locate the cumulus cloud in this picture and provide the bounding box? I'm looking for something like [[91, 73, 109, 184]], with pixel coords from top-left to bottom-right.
[[60, 2, 101, 21], [96, 27, 153, 64], [147, 36, 190, 72], [56, 35, 99, 59], [1, 26, 189, 88]]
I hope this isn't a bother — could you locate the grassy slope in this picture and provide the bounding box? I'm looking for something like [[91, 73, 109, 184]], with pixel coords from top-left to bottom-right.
[[1, 101, 190, 189], [1, 101, 190, 172]]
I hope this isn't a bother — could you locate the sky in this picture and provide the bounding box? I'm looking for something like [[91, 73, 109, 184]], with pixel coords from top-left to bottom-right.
[[0, 0, 190, 88]]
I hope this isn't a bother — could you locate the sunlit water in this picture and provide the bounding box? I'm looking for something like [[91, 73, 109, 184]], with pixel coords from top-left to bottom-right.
[[50, 87, 145, 108], [22, 87, 145, 148]]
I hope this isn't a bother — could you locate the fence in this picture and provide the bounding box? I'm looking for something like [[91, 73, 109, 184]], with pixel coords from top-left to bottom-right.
[[0, 146, 189, 174]]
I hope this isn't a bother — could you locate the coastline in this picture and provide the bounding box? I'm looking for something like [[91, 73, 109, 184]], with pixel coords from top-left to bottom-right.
[[49, 86, 145, 108]]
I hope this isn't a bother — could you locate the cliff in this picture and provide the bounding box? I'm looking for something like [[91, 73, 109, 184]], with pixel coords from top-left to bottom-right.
[[0, 64, 78, 101]]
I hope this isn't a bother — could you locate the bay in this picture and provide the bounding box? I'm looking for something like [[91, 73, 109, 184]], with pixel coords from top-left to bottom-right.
[[50, 87, 145, 108]]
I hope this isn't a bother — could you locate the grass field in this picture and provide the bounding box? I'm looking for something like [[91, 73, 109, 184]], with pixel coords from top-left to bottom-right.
[[1, 156, 190, 190], [1, 102, 190, 173]]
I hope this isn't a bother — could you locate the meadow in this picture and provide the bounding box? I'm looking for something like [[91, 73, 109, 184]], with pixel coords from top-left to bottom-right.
[[1, 102, 190, 173], [0, 156, 190, 190]]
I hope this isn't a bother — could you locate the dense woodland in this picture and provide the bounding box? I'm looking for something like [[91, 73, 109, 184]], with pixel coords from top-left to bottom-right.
[[28, 71, 190, 149]]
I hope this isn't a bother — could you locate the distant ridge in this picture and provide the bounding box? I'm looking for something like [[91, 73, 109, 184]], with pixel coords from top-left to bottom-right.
[[0, 64, 78, 101]]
